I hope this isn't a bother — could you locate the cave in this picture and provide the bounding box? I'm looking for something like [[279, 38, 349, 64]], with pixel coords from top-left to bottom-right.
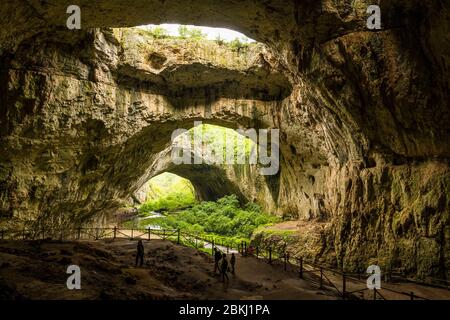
[[0, 0, 449, 291], [129, 121, 265, 206]]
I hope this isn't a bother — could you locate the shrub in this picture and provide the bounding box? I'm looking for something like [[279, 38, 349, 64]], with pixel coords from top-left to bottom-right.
[[178, 25, 207, 40], [139, 173, 196, 214], [229, 37, 250, 52], [152, 195, 279, 239]]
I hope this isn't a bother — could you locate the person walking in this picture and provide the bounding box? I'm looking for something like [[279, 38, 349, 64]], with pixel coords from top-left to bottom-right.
[[214, 247, 222, 274], [135, 240, 144, 267], [230, 253, 236, 275], [220, 253, 229, 283]]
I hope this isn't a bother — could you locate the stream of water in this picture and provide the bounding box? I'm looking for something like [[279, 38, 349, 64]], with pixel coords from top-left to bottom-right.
[[129, 211, 165, 229]]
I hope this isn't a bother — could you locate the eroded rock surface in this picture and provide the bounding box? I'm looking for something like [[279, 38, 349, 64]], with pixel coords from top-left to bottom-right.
[[0, 0, 448, 279]]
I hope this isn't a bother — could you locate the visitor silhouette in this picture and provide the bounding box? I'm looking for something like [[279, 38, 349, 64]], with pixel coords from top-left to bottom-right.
[[220, 253, 229, 283], [214, 247, 222, 274], [230, 253, 236, 275], [135, 240, 144, 267]]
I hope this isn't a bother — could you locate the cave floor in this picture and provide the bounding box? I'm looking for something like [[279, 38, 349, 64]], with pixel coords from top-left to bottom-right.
[[0, 239, 338, 300], [0, 239, 448, 300]]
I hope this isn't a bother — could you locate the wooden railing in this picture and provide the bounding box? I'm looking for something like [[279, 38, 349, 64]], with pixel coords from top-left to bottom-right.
[[234, 242, 449, 300], [208, 239, 448, 300], [1, 226, 448, 300], [0, 226, 180, 242]]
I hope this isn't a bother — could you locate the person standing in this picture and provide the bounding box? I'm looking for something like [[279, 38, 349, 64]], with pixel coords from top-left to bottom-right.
[[214, 248, 222, 274], [220, 253, 229, 283], [135, 240, 144, 267], [230, 253, 236, 275]]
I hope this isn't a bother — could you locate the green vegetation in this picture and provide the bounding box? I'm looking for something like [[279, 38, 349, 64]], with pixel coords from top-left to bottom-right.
[[135, 25, 252, 51], [178, 25, 207, 40], [146, 26, 169, 39], [187, 124, 255, 163], [138, 124, 255, 216], [139, 173, 196, 214], [253, 227, 296, 240], [138, 25, 208, 41], [251, 227, 298, 254], [115, 26, 262, 70], [228, 37, 251, 52], [147, 195, 280, 240]]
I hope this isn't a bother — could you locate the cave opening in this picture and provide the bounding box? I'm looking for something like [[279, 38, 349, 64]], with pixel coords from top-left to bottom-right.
[[124, 122, 273, 232], [136, 172, 196, 213], [137, 23, 255, 43], [0, 1, 448, 291], [134, 123, 258, 208]]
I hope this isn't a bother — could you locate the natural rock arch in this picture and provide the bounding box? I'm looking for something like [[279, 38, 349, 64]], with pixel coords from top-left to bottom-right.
[[0, 1, 449, 278], [139, 141, 272, 205]]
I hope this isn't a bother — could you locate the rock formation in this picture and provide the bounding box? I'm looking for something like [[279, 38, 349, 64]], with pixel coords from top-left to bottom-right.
[[0, 0, 448, 279]]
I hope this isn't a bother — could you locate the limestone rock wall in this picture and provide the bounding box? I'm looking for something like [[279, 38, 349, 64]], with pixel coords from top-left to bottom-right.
[[0, 0, 448, 278], [0, 28, 286, 229]]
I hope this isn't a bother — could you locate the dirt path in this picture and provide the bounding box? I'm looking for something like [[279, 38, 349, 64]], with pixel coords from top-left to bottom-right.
[[312, 267, 450, 300], [217, 255, 337, 300], [0, 239, 338, 300], [111, 240, 339, 300], [257, 221, 450, 300], [0, 239, 447, 300]]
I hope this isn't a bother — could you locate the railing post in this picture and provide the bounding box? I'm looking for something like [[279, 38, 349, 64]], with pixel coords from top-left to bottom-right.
[[148, 228, 151, 240], [211, 239, 215, 256], [227, 243, 229, 254], [177, 229, 180, 244], [163, 229, 166, 239], [113, 226, 117, 240], [319, 267, 324, 289], [342, 273, 346, 299], [256, 246, 259, 259], [95, 228, 99, 240], [77, 227, 81, 240], [269, 247, 272, 264], [298, 257, 303, 279], [284, 252, 289, 271]]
